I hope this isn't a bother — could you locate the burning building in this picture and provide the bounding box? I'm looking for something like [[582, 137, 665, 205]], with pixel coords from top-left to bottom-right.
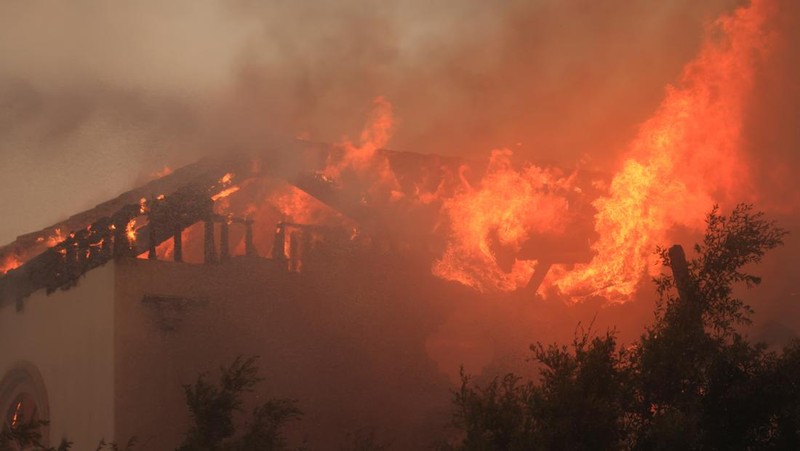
[[1, 0, 799, 448], [0, 139, 601, 449]]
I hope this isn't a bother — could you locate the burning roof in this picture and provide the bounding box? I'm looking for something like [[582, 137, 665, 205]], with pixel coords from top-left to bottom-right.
[[0, 136, 599, 310], [0, 0, 779, 310]]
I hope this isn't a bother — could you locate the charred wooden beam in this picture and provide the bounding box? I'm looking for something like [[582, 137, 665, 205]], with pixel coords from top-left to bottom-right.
[[174, 226, 183, 263], [148, 222, 157, 260], [272, 223, 287, 262], [245, 220, 256, 257], [220, 221, 229, 262], [204, 220, 217, 263]]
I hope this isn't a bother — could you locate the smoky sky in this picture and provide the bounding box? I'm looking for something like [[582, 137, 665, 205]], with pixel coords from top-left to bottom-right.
[[3, 0, 798, 246]]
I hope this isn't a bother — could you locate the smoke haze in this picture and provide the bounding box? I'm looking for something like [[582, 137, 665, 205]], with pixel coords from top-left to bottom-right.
[[1, 0, 772, 244]]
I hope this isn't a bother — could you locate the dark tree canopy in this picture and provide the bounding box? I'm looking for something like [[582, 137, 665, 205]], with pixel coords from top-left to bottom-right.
[[445, 204, 798, 450]]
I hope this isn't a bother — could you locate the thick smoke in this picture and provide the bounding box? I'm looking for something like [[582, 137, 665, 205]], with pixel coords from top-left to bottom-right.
[[1, 2, 799, 442], [0, 0, 749, 244]]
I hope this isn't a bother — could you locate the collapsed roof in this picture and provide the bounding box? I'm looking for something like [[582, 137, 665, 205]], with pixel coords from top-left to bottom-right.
[[0, 141, 598, 308]]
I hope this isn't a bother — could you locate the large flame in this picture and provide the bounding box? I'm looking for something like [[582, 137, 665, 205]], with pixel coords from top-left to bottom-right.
[[321, 96, 394, 181], [553, 0, 775, 302], [432, 150, 573, 292], [319, 96, 405, 203]]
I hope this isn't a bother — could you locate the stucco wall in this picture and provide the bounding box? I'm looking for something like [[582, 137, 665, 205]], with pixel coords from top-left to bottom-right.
[[113, 256, 454, 450], [0, 262, 116, 448]]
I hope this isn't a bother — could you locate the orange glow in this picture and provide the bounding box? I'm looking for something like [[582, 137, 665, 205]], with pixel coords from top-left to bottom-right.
[[552, 0, 774, 302], [212, 186, 241, 201], [321, 96, 393, 181], [220, 172, 233, 185], [126, 219, 137, 243], [318, 96, 403, 203], [432, 150, 573, 292], [155, 237, 175, 260], [270, 184, 349, 225], [10, 400, 22, 427], [152, 165, 173, 179], [1, 254, 21, 275], [36, 228, 66, 247]]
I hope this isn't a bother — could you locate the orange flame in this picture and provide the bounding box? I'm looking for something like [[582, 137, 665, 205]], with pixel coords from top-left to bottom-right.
[[318, 96, 404, 203], [36, 228, 66, 247], [212, 186, 241, 201], [126, 219, 137, 244], [553, 0, 775, 302], [321, 96, 393, 181], [270, 184, 350, 225], [432, 150, 573, 292], [1, 254, 21, 276]]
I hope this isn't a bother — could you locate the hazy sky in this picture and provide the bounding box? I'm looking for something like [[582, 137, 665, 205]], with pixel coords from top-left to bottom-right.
[[4, 0, 798, 245]]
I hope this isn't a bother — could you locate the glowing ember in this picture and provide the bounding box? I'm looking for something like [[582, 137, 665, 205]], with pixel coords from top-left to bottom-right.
[[212, 186, 241, 201], [1, 254, 21, 276], [433, 150, 573, 292], [10, 400, 22, 427], [553, 0, 775, 302], [36, 228, 66, 247], [126, 219, 137, 243]]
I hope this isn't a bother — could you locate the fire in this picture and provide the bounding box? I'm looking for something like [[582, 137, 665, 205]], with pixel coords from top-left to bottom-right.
[[36, 228, 66, 247], [270, 186, 336, 224], [1, 253, 21, 275], [212, 173, 240, 201], [126, 219, 137, 243], [318, 96, 403, 202], [152, 165, 173, 178], [553, 0, 775, 302], [212, 186, 241, 201], [433, 150, 573, 292], [10, 400, 21, 427]]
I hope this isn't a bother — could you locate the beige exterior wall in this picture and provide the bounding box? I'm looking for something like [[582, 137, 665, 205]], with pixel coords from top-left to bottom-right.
[[1, 255, 457, 450], [0, 263, 116, 449], [113, 257, 452, 450]]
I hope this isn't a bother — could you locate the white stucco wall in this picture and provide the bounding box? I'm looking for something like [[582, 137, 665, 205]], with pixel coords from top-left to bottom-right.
[[0, 262, 116, 448]]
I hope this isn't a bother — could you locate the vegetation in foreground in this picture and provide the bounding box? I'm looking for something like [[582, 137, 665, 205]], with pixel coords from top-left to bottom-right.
[[3, 204, 796, 450], [442, 204, 798, 450]]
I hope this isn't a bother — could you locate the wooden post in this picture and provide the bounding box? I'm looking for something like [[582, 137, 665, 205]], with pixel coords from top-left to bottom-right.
[[148, 223, 157, 260], [204, 220, 217, 263], [220, 221, 229, 262], [174, 226, 183, 263], [245, 220, 256, 257], [271, 223, 287, 262], [113, 221, 128, 258]]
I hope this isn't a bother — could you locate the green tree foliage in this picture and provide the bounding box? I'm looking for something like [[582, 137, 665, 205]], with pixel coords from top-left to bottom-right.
[[446, 204, 799, 450]]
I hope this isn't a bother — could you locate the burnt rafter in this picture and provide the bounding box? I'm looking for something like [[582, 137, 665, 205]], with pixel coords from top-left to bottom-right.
[[0, 160, 250, 309]]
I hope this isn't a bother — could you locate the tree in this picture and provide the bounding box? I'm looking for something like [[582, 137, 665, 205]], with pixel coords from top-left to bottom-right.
[[444, 328, 633, 450], [178, 356, 303, 451], [446, 204, 795, 450]]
